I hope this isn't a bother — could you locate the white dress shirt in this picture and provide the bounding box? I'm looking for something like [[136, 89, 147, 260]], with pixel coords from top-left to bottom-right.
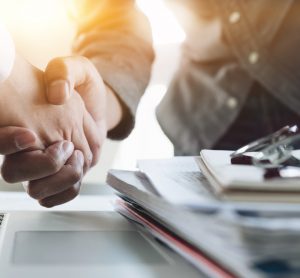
[[0, 22, 15, 83]]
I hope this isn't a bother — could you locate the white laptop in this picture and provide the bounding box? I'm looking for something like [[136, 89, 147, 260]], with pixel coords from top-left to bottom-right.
[[0, 204, 201, 277]]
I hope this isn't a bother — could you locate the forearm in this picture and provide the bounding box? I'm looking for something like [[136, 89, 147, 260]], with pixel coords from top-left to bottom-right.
[[72, 0, 154, 139]]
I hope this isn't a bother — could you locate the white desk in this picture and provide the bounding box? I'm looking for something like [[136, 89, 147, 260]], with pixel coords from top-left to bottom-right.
[[0, 180, 117, 212], [0, 180, 202, 278]]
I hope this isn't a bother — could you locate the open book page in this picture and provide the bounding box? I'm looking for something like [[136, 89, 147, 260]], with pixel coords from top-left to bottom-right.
[[137, 157, 217, 208]]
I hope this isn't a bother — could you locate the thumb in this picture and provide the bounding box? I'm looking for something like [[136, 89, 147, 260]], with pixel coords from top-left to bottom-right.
[[44, 57, 106, 125]]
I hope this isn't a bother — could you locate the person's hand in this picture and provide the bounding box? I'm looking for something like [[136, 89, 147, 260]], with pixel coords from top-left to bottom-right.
[[0, 127, 83, 207], [0, 55, 102, 207], [36, 56, 124, 207], [44, 56, 123, 141], [2, 140, 86, 207], [44, 56, 109, 164], [0, 131, 85, 208], [0, 54, 102, 166]]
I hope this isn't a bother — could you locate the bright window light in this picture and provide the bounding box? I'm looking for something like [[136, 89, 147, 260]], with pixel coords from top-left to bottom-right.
[[136, 0, 185, 45]]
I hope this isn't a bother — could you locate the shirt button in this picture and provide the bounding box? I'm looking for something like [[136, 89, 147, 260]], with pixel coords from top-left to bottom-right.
[[229, 12, 241, 24], [227, 97, 238, 109], [249, 52, 259, 64]]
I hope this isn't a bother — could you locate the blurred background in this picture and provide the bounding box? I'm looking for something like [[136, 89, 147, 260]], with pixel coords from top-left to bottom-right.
[[0, 0, 186, 183]]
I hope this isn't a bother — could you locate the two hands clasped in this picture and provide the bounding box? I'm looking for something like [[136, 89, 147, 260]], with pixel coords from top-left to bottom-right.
[[0, 55, 121, 207]]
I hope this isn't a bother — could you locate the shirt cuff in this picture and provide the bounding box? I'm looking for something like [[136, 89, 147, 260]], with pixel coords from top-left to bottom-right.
[[0, 22, 15, 83], [90, 56, 151, 140]]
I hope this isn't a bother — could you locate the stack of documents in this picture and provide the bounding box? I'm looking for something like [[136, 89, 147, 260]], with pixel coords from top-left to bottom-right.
[[198, 150, 300, 202], [106, 152, 300, 278]]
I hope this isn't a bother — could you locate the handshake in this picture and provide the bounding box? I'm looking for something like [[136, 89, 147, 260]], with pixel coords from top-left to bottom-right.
[[0, 54, 122, 207]]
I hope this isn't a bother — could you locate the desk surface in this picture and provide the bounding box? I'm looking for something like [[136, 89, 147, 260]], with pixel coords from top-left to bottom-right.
[[0, 180, 203, 278], [0, 179, 117, 212]]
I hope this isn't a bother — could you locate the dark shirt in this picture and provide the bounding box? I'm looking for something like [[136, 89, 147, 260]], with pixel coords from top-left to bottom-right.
[[74, 0, 300, 154]]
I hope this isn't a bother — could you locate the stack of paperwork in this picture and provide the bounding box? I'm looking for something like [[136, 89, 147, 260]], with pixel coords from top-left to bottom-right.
[[106, 152, 300, 278]]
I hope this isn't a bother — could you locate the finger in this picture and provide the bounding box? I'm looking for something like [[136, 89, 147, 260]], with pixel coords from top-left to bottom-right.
[[1, 141, 74, 183], [39, 183, 82, 208], [0, 127, 38, 154], [71, 130, 93, 174], [27, 150, 84, 200], [83, 110, 106, 167], [44, 56, 106, 124]]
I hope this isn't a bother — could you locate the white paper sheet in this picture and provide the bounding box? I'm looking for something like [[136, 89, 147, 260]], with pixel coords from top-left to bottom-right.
[[137, 157, 216, 207]]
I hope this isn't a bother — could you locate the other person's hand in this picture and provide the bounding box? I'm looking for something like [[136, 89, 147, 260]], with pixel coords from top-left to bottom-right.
[[0, 55, 101, 207], [44, 56, 123, 145], [0, 127, 83, 208], [44, 56, 109, 164], [0, 127, 37, 155]]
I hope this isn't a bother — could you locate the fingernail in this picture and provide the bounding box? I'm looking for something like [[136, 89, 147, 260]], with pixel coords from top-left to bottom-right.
[[15, 132, 36, 150], [47, 80, 70, 104]]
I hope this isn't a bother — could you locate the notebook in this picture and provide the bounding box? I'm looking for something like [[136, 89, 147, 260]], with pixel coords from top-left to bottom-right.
[[198, 150, 300, 202]]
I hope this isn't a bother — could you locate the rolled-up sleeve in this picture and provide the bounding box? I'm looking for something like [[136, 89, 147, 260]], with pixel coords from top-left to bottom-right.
[[72, 0, 155, 139], [0, 22, 15, 83]]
